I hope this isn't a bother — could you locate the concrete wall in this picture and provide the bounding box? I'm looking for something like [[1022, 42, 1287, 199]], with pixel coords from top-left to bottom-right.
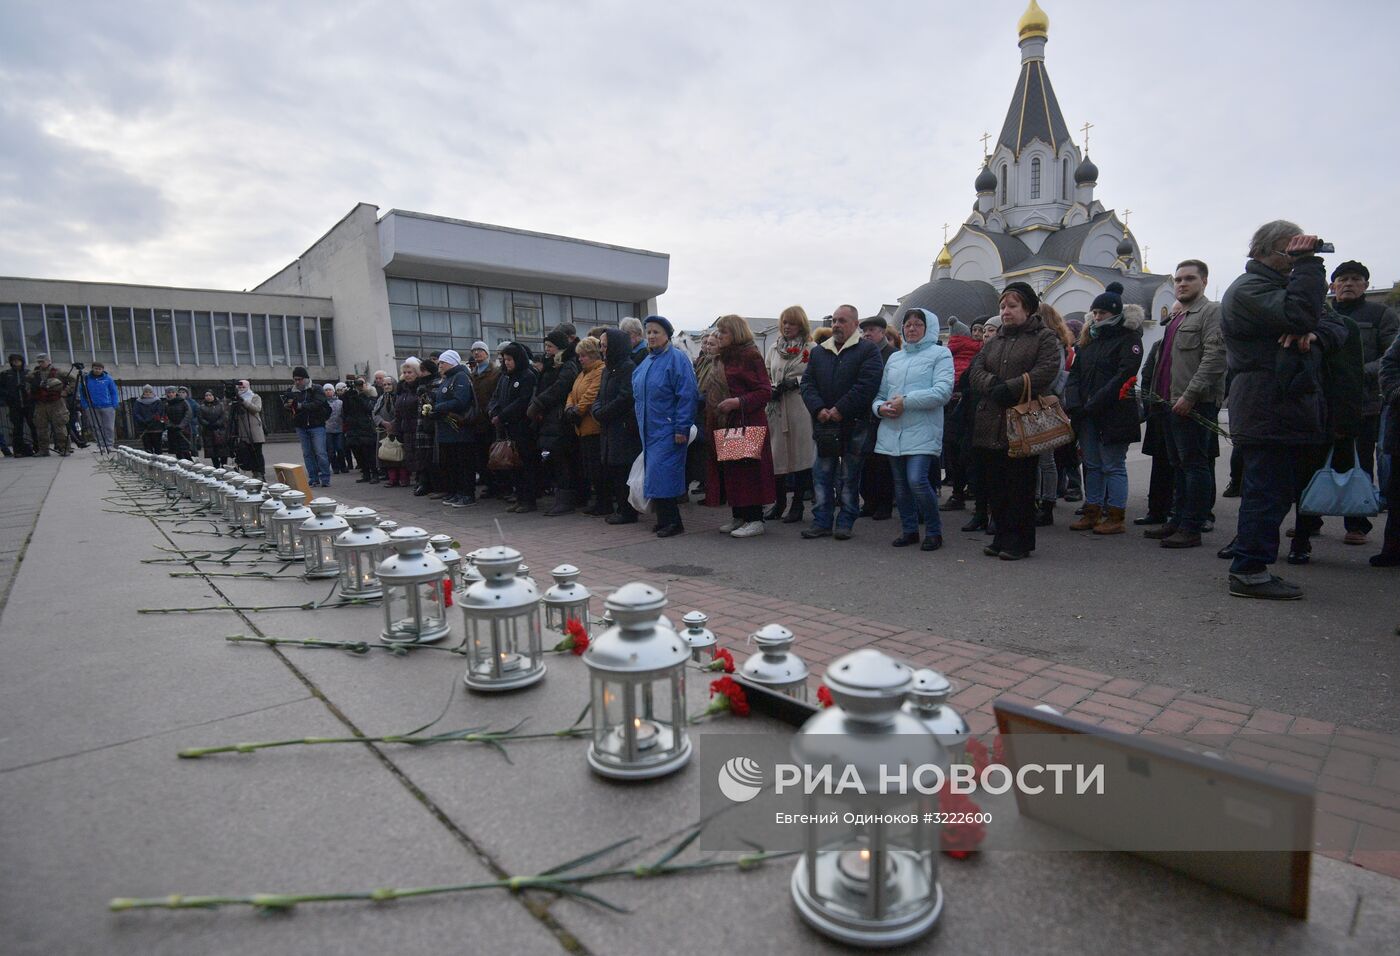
[[254, 203, 394, 378]]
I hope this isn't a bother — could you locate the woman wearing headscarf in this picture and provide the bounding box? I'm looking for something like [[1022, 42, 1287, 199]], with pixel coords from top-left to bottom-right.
[[704, 314, 775, 538], [133, 385, 165, 454], [198, 390, 229, 469], [489, 342, 541, 512], [414, 359, 441, 496], [372, 377, 395, 480], [593, 327, 642, 522], [764, 305, 815, 524], [633, 316, 699, 537], [966, 282, 1063, 560], [533, 329, 581, 515], [873, 309, 955, 551], [163, 386, 192, 457], [1064, 285, 1144, 536], [323, 384, 346, 474], [388, 358, 423, 489]]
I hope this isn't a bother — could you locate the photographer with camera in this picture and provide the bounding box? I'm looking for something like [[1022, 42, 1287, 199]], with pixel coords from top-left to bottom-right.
[[424, 350, 477, 507], [1219, 222, 1347, 600], [341, 376, 379, 484], [229, 379, 265, 477], [26, 354, 75, 457], [197, 389, 229, 469], [283, 366, 332, 487]]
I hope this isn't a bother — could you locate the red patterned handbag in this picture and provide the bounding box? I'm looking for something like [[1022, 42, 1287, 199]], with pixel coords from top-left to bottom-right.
[[714, 422, 768, 462]]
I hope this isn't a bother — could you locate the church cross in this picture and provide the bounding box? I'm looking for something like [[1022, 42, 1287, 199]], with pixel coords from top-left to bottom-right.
[[979, 131, 992, 157], [1080, 120, 1093, 153], [1122, 208, 1132, 231], [942, 223, 950, 244]]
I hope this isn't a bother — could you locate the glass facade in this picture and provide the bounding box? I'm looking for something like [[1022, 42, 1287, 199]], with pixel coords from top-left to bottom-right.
[[387, 276, 636, 360], [0, 299, 332, 370]]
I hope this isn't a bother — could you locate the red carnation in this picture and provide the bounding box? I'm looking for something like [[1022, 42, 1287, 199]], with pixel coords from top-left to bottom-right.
[[442, 578, 453, 609], [817, 686, 833, 708], [1117, 375, 1138, 401], [704, 648, 736, 673], [550, 617, 590, 655], [966, 737, 990, 778], [699, 676, 750, 719], [939, 788, 987, 859], [801, 349, 810, 362]]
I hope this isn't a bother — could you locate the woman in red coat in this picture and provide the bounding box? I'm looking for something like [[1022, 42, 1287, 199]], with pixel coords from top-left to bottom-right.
[[704, 314, 775, 537]]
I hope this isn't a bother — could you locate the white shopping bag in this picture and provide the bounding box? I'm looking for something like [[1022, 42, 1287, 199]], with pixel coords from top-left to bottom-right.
[[627, 452, 652, 515]]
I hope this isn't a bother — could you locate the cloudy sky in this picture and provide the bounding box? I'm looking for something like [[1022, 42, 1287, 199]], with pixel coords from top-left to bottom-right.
[[2, 0, 1397, 324]]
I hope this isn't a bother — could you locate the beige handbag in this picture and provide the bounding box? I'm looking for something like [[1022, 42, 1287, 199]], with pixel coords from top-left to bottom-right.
[[1004, 373, 1074, 458]]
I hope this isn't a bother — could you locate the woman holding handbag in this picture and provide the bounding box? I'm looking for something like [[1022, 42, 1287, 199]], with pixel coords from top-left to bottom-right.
[[764, 305, 815, 524], [490, 342, 541, 513], [387, 359, 422, 489], [704, 314, 775, 538], [966, 282, 1063, 560]]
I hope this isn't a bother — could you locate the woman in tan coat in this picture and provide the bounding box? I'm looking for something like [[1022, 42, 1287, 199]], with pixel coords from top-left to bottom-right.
[[764, 305, 815, 522], [560, 336, 605, 515]]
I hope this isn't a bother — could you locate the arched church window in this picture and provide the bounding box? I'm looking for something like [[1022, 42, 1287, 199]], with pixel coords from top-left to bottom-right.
[[1062, 159, 1070, 198], [1000, 165, 1008, 205], [1030, 158, 1041, 199]]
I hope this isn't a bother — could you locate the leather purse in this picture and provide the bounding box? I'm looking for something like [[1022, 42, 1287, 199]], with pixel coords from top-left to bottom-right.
[[488, 438, 522, 471], [1005, 373, 1074, 458]]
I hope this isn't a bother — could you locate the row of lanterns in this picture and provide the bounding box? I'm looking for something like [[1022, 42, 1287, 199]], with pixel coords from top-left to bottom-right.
[[115, 447, 970, 947]]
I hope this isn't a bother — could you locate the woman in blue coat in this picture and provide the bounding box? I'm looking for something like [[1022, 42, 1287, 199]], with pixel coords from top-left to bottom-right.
[[872, 309, 955, 551], [632, 316, 699, 537]]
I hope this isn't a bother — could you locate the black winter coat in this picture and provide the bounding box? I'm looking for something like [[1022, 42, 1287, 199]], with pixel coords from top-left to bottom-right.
[[1137, 339, 1169, 457], [341, 389, 377, 444], [1333, 297, 1400, 416], [595, 328, 641, 467], [489, 344, 539, 446], [286, 384, 330, 429], [1222, 257, 1347, 445], [800, 337, 884, 454], [392, 381, 428, 472], [529, 344, 579, 452], [197, 402, 228, 457], [1064, 321, 1144, 446], [0, 365, 27, 406]]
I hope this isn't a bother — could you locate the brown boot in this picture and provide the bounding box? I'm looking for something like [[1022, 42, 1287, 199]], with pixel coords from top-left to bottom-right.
[[1094, 506, 1127, 535], [1069, 504, 1102, 531]]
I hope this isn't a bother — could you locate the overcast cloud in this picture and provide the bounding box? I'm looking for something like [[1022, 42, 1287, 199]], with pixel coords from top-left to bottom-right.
[[1, 0, 1397, 323]]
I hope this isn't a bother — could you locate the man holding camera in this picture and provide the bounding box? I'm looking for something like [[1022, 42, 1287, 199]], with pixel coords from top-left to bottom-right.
[[27, 354, 74, 457], [1220, 222, 1347, 600], [284, 366, 332, 487], [230, 379, 265, 477]]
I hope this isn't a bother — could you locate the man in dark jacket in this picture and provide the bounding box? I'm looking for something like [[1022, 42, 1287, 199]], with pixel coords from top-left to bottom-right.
[[1329, 260, 1399, 544], [529, 328, 580, 513], [427, 350, 477, 507], [1, 354, 36, 455], [1373, 334, 1400, 566], [283, 366, 332, 487], [857, 315, 896, 521], [799, 304, 884, 539], [1220, 221, 1347, 600], [27, 355, 73, 456], [594, 327, 642, 523]]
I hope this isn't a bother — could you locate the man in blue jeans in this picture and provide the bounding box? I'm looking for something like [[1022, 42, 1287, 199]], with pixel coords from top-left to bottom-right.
[[1220, 222, 1347, 599], [283, 366, 332, 487], [799, 304, 884, 540]]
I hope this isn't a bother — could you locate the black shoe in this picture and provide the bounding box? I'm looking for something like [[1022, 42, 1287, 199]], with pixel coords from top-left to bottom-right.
[[940, 497, 965, 512], [356, 476, 372, 483], [1286, 547, 1311, 566], [1143, 525, 1180, 540], [1034, 501, 1054, 527], [412, 485, 430, 497], [1062, 488, 1083, 503], [782, 503, 805, 524], [983, 545, 1001, 557], [801, 526, 832, 539], [1201, 520, 1214, 533], [999, 550, 1029, 561], [606, 513, 638, 525], [1217, 540, 1237, 560], [1229, 574, 1302, 600], [763, 500, 785, 522], [872, 510, 892, 521], [543, 504, 576, 517], [984, 520, 997, 536], [892, 532, 920, 547], [1370, 552, 1400, 567], [656, 524, 684, 538], [1161, 531, 1203, 549], [454, 497, 476, 508], [1133, 514, 1168, 526], [1222, 481, 1241, 498], [961, 514, 988, 532], [833, 528, 853, 540], [921, 534, 943, 552]]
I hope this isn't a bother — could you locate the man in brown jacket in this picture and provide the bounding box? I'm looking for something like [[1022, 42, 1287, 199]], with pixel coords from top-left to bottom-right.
[[966, 282, 1063, 559], [1144, 260, 1226, 549]]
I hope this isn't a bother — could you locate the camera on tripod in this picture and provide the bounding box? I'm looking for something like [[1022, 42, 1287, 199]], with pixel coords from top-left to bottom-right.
[[223, 380, 240, 400]]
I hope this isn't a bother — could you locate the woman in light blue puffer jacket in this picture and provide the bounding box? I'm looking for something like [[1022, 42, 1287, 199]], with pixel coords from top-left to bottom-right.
[[872, 308, 955, 551]]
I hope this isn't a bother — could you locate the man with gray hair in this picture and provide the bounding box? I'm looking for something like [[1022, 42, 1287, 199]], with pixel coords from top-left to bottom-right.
[[1219, 220, 1347, 600]]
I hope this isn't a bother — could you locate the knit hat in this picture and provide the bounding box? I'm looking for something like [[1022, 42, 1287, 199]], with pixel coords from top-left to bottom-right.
[[644, 315, 674, 339], [437, 349, 462, 368], [1331, 260, 1370, 282], [293, 366, 310, 379], [544, 329, 571, 351], [949, 319, 971, 337], [1089, 281, 1125, 315], [1066, 317, 1084, 339], [1000, 281, 1040, 315], [470, 340, 488, 352]]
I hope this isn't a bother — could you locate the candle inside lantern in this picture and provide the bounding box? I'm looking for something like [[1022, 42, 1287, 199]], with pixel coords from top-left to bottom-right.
[[496, 651, 522, 672], [836, 847, 891, 895], [620, 717, 659, 751]]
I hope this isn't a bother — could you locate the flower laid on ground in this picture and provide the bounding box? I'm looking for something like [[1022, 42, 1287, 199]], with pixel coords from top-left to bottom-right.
[[1117, 375, 1138, 400], [551, 617, 589, 655], [939, 788, 988, 859], [704, 648, 735, 673], [817, 686, 833, 708], [693, 677, 749, 721]]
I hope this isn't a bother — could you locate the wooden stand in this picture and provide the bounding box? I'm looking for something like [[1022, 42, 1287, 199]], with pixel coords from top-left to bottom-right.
[[273, 463, 312, 498]]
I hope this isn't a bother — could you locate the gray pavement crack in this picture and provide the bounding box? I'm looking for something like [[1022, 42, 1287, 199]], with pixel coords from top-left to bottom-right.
[[120, 476, 594, 955]]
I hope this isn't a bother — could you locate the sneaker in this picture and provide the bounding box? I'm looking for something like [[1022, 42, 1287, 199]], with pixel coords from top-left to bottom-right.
[[447, 496, 473, 509], [801, 526, 832, 539], [1343, 531, 1368, 546], [412, 485, 430, 496], [718, 519, 740, 533], [1285, 548, 1310, 566], [730, 521, 765, 538], [442, 494, 461, 505], [1229, 574, 1303, 600]]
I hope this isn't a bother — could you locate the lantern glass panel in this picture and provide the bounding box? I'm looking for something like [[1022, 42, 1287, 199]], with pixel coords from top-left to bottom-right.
[[800, 792, 936, 922], [383, 579, 447, 642], [589, 674, 686, 763], [341, 550, 379, 594], [305, 534, 338, 576]]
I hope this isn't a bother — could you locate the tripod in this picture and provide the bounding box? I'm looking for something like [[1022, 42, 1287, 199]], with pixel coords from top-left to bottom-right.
[[72, 363, 112, 456]]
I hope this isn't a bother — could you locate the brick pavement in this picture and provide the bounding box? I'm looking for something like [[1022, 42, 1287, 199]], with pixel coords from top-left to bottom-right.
[[236, 444, 1400, 877], [0, 453, 64, 619]]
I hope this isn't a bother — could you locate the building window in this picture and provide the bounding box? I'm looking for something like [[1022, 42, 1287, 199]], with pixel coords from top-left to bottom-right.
[[269, 315, 288, 365], [303, 317, 321, 366], [448, 284, 477, 310], [417, 281, 449, 309], [251, 315, 270, 366], [232, 313, 253, 365], [1000, 165, 1008, 205], [387, 278, 417, 305], [194, 312, 214, 362], [212, 312, 232, 365], [91, 306, 116, 365], [0, 303, 21, 361], [154, 309, 176, 364], [319, 319, 336, 365], [1030, 158, 1041, 199], [46, 305, 71, 363], [173, 310, 195, 364], [134, 309, 156, 364], [67, 306, 92, 362], [112, 308, 137, 365]]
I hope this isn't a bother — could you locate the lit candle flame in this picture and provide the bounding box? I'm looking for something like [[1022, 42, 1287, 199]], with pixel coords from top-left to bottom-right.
[[859, 849, 870, 862]]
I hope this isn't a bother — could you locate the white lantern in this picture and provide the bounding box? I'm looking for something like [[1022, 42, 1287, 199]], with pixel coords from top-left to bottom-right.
[[222, 476, 250, 523], [790, 649, 947, 947], [903, 669, 971, 761], [233, 480, 266, 536], [460, 546, 545, 690], [258, 483, 291, 534], [541, 564, 592, 639], [428, 534, 464, 592], [301, 498, 349, 579], [207, 469, 229, 512], [335, 507, 390, 600], [583, 582, 691, 779], [377, 527, 451, 644], [741, 624, 810, 701], [271, 491, 313, 561], [681, 610, 717, 662]]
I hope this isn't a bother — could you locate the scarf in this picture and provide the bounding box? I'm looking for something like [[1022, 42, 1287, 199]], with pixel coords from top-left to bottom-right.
[[694, 350, 730, 428], [1089, 313, 1125, 338]]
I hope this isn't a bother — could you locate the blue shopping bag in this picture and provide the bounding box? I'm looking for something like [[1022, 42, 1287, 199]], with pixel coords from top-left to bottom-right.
[[1299, 448, 1380, 517]]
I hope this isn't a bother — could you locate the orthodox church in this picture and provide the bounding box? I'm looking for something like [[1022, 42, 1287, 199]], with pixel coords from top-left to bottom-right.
[[891, 1, 1174, 331]]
